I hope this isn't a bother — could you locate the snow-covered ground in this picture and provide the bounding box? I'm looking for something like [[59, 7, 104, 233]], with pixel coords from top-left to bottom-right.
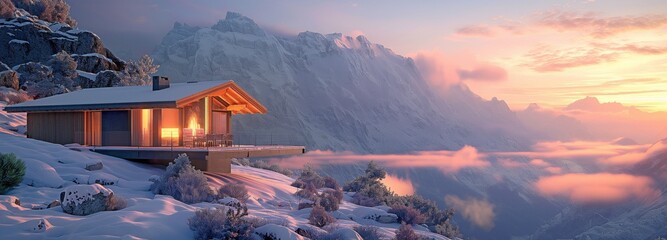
[[0, 112, 448, 239]]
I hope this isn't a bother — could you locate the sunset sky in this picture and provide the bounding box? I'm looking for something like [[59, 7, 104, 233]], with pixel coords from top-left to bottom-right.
[[68, 0, 667, 111]]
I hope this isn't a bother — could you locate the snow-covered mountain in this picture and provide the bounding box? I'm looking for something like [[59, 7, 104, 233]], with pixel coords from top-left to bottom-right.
[[152, 12, 532, 153]]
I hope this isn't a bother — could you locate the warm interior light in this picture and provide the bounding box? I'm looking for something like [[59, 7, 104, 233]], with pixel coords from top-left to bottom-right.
[[188, 116, 200, 130], [161, 128, 179, 146]]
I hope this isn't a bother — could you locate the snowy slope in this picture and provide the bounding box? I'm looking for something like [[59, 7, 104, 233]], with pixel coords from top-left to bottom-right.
[[0, 128, 450, 239], [153, 12, 532, 153]]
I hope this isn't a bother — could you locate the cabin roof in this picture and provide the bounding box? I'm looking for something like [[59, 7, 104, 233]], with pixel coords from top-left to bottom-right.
[[3, 80, 267, 114]]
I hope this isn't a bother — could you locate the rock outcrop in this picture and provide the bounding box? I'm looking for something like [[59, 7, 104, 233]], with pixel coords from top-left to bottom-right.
[[59, 184, 114, 216]]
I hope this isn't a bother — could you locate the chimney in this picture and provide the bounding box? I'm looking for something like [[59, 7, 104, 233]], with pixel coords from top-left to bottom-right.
[[152, 76, 170, 91]]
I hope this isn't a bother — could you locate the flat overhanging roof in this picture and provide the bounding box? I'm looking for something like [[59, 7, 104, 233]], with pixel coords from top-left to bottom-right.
[[4, 80, 267, 114]]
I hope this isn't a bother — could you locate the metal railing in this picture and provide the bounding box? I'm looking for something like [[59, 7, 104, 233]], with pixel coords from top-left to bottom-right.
[[232, 132, 306, 147]]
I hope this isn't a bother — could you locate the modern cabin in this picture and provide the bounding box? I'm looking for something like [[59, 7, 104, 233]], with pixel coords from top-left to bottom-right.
[[4, 76, 305, 173]]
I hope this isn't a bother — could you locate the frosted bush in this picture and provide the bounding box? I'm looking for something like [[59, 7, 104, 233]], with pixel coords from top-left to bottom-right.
[[354, 225, 383, 240], [218, 183, 250, 203], [389, 205, 426, 225], [308, 205, 335, 228], [318, 189, 342, 212], [294, 182, 317, 200], [151, 154, 212, 204], [344, 161, 394, 206], [0, 153, 26, 194], [323, 176, 340, 190], [188, 207, 255, 240], [394, 224, 422, 240], [291, 165, 324, 189]]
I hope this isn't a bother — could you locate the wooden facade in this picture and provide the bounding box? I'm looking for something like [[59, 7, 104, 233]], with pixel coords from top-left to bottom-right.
[[11, 80, 266, 147]]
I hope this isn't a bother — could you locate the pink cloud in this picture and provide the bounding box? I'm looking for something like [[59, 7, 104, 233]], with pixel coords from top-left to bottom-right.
[[457, 63, 508, 82], [455, 25, 496, 37], [497, 158, 524, 168], [530, 159, 550, 167], [348, 30, 365, 37], [535, 173, 661, 204], [445, 195, 496, 230], [544, 166, 562, 174], [412, 51, 462, 88], [382, 174, 415, 196], [494, 140, 655, 168], [269, 146, 490, 174], [412, 51, 507, 89]]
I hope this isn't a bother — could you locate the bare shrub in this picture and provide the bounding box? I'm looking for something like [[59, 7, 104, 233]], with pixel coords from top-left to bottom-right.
[[323, 176, 340, 189], [292, 165, 324, 188], [354, 225, 383, 240], [394, 223, 422, 240], [308, 206, 335, 228], [218, 183, 250, 203], [295, 182, 318, 200], [389, 205, 426, 225], [317, 190, 340, 212]]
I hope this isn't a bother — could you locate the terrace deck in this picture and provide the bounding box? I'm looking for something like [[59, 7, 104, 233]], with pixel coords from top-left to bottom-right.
[[71, 145, 306, 173]]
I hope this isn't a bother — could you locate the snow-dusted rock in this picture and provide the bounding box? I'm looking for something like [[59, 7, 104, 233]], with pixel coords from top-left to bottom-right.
[[21, 218, 52, 233], [295, 224, 328, 238], [73, 53, 120, 73], [92, 70, 121, 88], [59, 184, 113, 216], [328, 228, 363, 240], [376, 213, 399, 223], [47, 200, 61, 208], [254, 224, 304, 240], [84, 161, 103, 171], [351, 206, 398, 223]]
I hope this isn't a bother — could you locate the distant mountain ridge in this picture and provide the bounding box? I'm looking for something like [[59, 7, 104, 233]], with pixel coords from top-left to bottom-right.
[[152, 12, 534, 153]]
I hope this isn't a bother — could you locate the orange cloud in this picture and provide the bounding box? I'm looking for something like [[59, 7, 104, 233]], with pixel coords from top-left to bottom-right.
[[382, 174, 415, 196], [534, 173, 661, 204], [522, 45, 619, 72], [269, 146, 490, 174], [445, 195, 496, 230], [535, 10, 667, 38], [455, 10, 667, 39]]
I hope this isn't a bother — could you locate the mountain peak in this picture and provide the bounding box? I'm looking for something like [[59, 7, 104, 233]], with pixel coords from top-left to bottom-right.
[[212, 12, 265, 36], [565, 96, 630, 112]]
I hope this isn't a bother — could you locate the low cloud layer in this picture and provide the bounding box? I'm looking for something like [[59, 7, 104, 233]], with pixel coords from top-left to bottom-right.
[[496, 139, 652, 167], [269, 146, 490, 174], [445, 195, 496, 230], [535, 173, 661, 204]]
